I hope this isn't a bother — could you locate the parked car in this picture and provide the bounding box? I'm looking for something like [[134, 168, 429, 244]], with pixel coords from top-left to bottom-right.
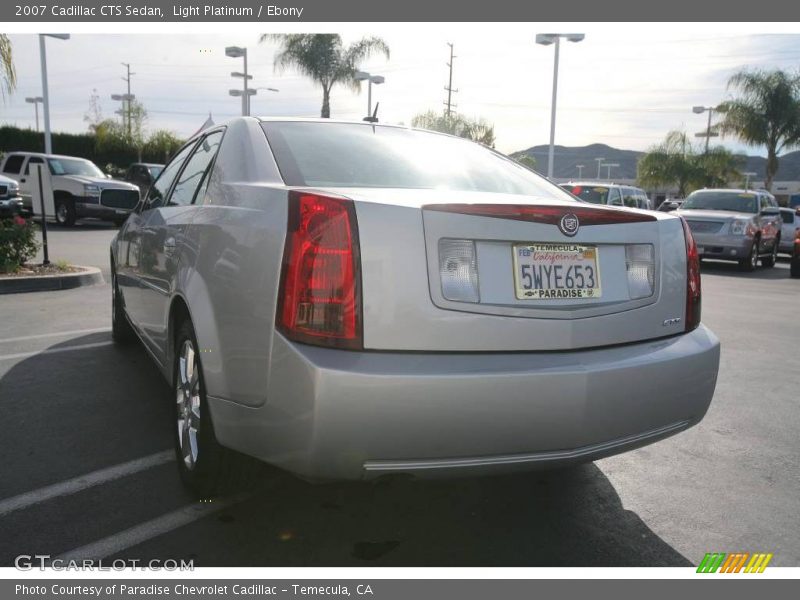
[[0, 173, 23, 218], [111, 118, 720, 496], [779, 207, 800, 255], [0, 152, 140, 226], [124, 162, 164, 198], [677, 189, 783, 271], [657, 200, 684, 212], [560, 182, 653, 209], [791, 229, 800, 278]]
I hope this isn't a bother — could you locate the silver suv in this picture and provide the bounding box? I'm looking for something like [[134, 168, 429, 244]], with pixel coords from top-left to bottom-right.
[[677, 189, 782, 271], [0, 152, 140, 226]]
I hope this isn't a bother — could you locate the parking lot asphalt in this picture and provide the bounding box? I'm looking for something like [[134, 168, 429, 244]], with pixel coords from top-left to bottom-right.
[[1, 223, 798, 567]]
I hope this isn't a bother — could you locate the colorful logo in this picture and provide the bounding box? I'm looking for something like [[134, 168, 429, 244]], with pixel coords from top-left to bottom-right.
[[697, 552, 773, 573]]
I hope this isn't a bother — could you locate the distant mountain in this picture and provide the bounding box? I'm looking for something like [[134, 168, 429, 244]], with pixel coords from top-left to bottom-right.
[[511, 143, 800, 181]]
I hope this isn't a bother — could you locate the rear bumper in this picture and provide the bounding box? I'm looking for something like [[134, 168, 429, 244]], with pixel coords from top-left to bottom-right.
[[692, 233, 753, 260], [209, 325, 720, 481]]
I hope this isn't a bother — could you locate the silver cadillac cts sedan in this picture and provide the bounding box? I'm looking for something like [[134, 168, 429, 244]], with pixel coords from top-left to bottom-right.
[[110, 118, 720, 495]]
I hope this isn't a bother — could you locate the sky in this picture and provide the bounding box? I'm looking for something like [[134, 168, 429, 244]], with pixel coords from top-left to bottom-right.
[[2, 28, 799, 156]]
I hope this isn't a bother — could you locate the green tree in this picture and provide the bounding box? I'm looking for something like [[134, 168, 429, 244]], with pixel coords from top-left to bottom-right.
[[717, 69, 800, 191], [637, 130, 741, 196], [261, 34, 390, 118], [144, 129, 184, 162], [1, 34, 15, 101], [411, 110, 496, 147]]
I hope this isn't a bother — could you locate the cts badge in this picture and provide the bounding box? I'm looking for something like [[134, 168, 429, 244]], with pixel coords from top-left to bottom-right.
[[559, 213, 580, 237]]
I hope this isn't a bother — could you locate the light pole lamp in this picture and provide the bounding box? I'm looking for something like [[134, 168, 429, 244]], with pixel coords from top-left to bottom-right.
[[226, 46, 249, 116], [25, 96, 44, 131], [39, 34, 70, 155], [354, 70, 385, 120], [536, 33, 585, 180], [692, 105, 721, 154], [742, 172, 757, 190]]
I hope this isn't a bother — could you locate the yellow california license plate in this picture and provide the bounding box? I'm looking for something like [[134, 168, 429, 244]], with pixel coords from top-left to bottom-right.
[[512, 243, 602, 300]]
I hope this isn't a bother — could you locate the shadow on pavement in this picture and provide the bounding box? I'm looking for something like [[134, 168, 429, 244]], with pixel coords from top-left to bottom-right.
[[0, 334, 692, 567]]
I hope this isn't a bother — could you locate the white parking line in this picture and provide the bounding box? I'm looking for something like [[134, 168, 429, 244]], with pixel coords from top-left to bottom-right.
[[0, 450, 174, 517], [0, 328, 111, 345], [56, 493, 250, 561], [0, 341, 114, 362]]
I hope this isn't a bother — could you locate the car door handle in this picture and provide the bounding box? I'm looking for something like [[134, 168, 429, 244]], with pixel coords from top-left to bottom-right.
[[20, 178, 26, 183]]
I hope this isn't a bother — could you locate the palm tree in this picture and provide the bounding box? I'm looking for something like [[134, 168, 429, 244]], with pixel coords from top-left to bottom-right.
[[1, 34, 16, 101], [261, 34, 389, 118], [637, 131, 699, 197], [410, 110, 496, 147], [717, 69, 800, 191]]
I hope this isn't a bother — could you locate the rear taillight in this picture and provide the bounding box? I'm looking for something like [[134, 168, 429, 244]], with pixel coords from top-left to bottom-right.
[[276, 191, 362, 349], [680, 217, 701, 332]]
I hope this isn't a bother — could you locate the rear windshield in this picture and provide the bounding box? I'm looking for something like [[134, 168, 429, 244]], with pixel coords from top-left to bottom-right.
[[560, 184, 610, 205], [682, 191, 758, 213], [262, 121, 574, 199]]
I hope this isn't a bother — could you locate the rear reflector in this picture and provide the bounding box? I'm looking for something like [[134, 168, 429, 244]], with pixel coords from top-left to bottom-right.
[[439, 239, 479, 303], [680, 217, 702, 332], [625, 244, 655, 299], [423, 203, 657, 225], [276, 191, 362, 350]]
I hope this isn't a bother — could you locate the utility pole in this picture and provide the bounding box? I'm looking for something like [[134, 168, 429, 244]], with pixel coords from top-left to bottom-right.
[[444, 43, 458, 117], [121, 62, 135, 136]]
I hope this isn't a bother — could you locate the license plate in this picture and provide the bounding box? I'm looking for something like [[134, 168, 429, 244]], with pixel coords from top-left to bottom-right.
[[512, 243, 602, 300]]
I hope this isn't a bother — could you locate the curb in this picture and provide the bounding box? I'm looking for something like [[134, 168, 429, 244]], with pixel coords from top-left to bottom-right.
[[0, 266, 104, 294]]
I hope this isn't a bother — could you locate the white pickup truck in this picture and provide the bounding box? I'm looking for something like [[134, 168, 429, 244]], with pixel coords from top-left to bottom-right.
[[0, 152, 140, 226]]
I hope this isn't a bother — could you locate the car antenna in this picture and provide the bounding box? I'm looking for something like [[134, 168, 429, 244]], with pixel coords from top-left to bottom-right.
[[363, 102, 379, 123]]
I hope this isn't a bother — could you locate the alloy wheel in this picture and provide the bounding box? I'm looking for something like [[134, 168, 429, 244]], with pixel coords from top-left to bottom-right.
[[750, 241, 759, 269], [176, 340, 201, 470], [56, 203, 67, 224]]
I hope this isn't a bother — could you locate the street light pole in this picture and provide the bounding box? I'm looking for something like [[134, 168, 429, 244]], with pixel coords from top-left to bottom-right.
[[595, 157, 605, 179], [536, 33, 585, 180], [576, 164, 584, 179], [693, 105, 719, 154], [25, 97, 43, 131], [226, 46, 251, 116], [355, 71, 385, 120]]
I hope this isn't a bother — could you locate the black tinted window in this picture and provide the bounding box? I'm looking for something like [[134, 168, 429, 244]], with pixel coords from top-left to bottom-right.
[[561, 184, 609, 204], [169, 131, 223, 207], [2, 155, 25, 174], [145, 141, 197, 210], [781, 210, 795, 224], [263, 122, 573, 200]]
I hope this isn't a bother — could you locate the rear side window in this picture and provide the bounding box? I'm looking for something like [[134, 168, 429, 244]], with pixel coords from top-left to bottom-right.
[[144, 141, 198, 210], [2, 155, 25, 174], [781, 210, 795, 224], [168, 130, 224, 207], [262, 121, 574, 201]]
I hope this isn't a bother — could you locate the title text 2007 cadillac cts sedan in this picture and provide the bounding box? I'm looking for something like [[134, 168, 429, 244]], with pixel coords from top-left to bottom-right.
[[110, 118, 720, 496]]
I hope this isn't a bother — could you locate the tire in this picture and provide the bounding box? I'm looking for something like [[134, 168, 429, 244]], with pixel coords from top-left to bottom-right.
[[55, 198, 76, 227], [111, 263, 135, 344], [761, 238, 779, 268], [791, 256, 800, 278], [739, 238, 759, 272], [113, 218, 126, 228], [173, 318, 258, 497]]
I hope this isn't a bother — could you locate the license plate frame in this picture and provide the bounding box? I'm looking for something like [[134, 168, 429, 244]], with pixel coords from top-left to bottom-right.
[[512, 242, 602, 300]]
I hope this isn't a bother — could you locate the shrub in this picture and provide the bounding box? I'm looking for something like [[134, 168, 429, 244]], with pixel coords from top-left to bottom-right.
[[0, 216, 39, 273]]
